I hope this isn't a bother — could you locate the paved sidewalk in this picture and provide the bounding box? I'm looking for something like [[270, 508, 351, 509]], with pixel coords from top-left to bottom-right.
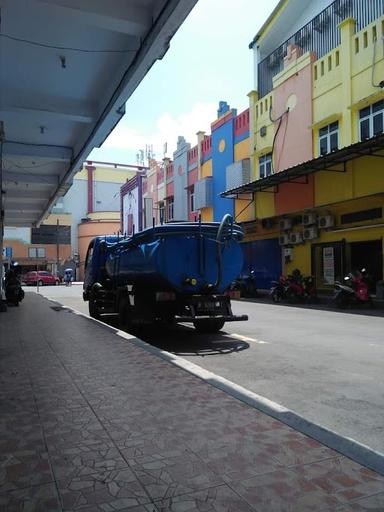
[[1, 294, 384, 511]]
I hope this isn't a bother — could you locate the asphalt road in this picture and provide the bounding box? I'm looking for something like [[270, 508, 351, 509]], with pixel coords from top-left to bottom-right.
[[32, 284, 384, 454]]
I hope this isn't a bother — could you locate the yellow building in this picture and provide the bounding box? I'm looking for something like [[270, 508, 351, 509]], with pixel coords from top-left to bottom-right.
[[223, 0, 384, 293]]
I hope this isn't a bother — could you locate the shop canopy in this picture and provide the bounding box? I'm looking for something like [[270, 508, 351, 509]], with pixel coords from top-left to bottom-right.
[[221, 133, 384, 197], [0, 0, 197, 228]]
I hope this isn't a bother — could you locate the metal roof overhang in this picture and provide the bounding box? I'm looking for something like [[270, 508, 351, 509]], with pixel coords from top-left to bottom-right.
[[221, 133, 384, 197], [0, 0, 198, 227]]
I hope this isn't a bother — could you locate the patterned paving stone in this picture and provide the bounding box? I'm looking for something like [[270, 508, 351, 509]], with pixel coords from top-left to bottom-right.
[[129, 452, 225, 502], [235, 428, 339, 467], [57, 468, 150, 510], [43, 417, 111, 449], [49, 442, 128, 480], [155, 484, 255, 512], [0, 447, 53, 493], [0, 483, 60, 511], [230, 457, 384, 512], [336, 491, 384, 510], [194, 439, 284, 483], [1, 294, 384, 512]]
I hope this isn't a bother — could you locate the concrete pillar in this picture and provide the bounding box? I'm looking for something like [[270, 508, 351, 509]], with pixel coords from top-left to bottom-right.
[[85, 163, 96, 214]]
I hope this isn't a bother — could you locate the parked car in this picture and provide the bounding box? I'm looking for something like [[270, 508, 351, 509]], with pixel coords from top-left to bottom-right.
[[23, 271, 60, 286]]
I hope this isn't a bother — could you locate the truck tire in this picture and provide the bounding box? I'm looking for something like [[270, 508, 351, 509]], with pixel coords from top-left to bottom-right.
[[193, 318, 225, 333], [89, 298, 101, 320]]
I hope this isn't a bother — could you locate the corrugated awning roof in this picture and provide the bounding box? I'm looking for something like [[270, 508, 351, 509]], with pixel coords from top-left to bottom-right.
[[221, 133, 384, 197]]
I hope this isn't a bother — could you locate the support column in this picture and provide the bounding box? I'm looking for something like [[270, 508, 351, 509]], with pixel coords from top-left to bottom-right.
[[85, 163, 96, 214]]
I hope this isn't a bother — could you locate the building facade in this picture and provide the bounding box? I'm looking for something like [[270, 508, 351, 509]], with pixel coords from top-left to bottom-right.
[[4, 161, 141, 279], [223, 0, 384, 293]]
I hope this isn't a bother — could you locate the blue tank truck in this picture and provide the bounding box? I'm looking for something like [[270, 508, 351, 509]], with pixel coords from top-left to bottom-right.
[[83, 214, 248, 333]]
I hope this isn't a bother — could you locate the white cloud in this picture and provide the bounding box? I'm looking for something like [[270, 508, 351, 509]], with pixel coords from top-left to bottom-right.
[[102, 101, 217, 159]]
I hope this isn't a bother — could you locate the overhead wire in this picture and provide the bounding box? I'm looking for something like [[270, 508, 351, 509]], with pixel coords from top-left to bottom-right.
[[0, 33, 138, 53]]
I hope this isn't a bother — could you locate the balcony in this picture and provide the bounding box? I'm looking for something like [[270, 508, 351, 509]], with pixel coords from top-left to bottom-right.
[[258, 0, 384, 97]]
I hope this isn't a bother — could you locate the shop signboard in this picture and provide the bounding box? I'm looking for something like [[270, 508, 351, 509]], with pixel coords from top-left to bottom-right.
[[323, 246, 335, 284]]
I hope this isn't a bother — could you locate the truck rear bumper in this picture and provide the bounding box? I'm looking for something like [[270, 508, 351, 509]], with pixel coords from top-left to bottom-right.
[[175, 314, 248, 323]]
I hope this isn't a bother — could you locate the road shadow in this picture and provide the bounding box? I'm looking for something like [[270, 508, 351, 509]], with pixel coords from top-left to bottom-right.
[[100, 318, 250, 356]]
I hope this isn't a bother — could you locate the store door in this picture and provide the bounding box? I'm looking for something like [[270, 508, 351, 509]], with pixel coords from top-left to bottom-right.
[[349, 240, 383, 292]]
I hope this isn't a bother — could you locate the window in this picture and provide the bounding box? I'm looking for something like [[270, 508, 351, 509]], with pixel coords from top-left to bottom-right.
[[319, 121, 339, 155], [28, 247, 46, 258], [189, 186, 195, 212], [259, 153, 273, 179], [166, 197, 174, 221], [359, 100, 384, 140]]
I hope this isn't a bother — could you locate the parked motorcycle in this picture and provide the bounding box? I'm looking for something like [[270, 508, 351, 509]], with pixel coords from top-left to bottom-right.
[[4, 262, 25, 306], [334, 268, 373, 308], [230, 270, 259, 298], [270, 275, 289, 303], [270, 270, 317, 303]]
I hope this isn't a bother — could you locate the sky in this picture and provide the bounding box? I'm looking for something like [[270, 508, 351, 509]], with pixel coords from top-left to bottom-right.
[[89, 0, 280, 165]]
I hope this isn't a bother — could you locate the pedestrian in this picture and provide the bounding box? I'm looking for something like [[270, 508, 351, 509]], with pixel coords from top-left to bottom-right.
[[64, 268, 73, 286]]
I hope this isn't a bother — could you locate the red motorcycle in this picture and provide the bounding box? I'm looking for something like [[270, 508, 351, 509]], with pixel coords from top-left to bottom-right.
[[334, 268, 373, 308], [270, 270, 316, 303], [285, 270, 317, 302]]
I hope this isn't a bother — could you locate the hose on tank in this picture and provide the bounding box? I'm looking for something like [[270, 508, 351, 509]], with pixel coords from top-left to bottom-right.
[[214, 214, 234, 289]]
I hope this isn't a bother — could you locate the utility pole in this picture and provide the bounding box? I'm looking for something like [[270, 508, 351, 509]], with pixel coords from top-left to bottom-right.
[[0, 121, 7, 312]]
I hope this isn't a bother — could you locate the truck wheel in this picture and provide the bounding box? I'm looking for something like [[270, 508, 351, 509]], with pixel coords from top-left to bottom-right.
[[89, 298, 101, 320], [193, 318, 225, 333]]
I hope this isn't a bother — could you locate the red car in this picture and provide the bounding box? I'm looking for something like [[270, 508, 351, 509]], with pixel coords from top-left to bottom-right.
[[23, 271, 60, 286]]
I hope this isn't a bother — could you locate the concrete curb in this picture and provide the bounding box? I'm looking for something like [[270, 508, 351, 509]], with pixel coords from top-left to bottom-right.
[[52, 299, 384, 477]]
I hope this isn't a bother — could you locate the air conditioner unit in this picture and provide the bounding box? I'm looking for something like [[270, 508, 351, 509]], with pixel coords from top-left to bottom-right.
[[302, 213, 317, 226], [303, 227, 318, 240], [289, 232, 303, 244], [279, 218, 292, 231], [318, 215, 334, 228], [279, 234, 290, 246], [261, 217, 275, 229]]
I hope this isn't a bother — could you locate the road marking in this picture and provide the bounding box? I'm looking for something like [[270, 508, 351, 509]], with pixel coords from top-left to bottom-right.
[[229, 333, 269, 344]]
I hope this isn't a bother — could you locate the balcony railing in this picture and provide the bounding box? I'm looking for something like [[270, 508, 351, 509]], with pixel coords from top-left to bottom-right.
[[258, 0, 384, 98]]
